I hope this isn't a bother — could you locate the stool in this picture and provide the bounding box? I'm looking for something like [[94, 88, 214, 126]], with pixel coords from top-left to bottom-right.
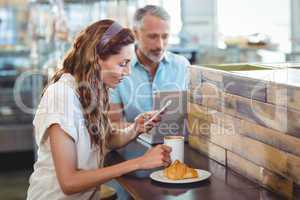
[[100, 184, 117, 200]]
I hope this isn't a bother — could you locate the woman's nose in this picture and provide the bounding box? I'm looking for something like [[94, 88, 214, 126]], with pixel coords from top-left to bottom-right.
[[122, 65, 130, 76]]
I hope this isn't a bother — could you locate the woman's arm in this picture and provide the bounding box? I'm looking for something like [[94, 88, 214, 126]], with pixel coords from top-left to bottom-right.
[[49, 124, 171, 195], [106, 124, 137, 150], [109, 103, 132, 129], [106, 111, 160, 150]]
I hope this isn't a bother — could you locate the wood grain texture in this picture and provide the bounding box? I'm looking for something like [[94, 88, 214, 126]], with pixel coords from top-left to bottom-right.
[[188, 134, 226, 165], [189, 130, 299, 198], [267, 83, 300, 112], [188, 66, 202, 90], [223, 74, 267, 102], [203, 107, 300, 158], [206, 107, 241, 133], [199, 66, 224, 83], [212, 125, 288, 178], [188, 121, 289, 178], [188, 114, 210, 137], [222, 93, 300, 139], [188, 101, 300, 188], [187, 103, 208, 120], [287, 153, 300, 186], [188, 65, 300, 192], [240, 119, 300, 157], [189, 67, 300, 139], [227, 151, 293, 199]]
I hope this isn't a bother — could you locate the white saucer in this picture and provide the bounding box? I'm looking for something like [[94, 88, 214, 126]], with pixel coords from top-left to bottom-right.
[[150, 169, 211, 184]]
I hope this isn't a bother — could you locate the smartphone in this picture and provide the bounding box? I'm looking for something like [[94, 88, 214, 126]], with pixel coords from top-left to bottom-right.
[[144, 100, 172, 126]]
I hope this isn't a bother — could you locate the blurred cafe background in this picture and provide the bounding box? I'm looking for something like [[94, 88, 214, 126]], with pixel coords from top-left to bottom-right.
[[0, 0, 300, 199]]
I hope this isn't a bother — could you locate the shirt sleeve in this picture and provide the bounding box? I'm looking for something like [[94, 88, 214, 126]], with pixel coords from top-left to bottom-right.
[[33, 83, 78, 146], [109, 87, 122, 104]]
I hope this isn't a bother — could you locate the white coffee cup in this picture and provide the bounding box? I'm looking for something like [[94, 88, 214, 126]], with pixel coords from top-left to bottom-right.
[[163, 135, 184, 163]]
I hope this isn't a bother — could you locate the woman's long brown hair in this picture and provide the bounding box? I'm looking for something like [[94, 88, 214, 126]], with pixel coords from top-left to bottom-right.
[[46, 19, 134, 153]]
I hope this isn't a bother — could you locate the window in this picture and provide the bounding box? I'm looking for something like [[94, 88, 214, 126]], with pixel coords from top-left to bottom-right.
[[217, 0, 291, 52], [0, 7, 16, 45]]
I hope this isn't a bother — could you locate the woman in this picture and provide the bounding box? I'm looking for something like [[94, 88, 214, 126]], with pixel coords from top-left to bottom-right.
[[27, 19, 171, 200]]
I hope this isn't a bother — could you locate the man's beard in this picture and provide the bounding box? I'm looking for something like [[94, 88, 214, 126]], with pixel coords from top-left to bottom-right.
[[141, 48, 164, 63]]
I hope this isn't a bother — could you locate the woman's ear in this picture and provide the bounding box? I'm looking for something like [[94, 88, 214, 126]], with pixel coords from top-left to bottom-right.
[[97, 57, 103, 69], [133, 29, 139, 40]]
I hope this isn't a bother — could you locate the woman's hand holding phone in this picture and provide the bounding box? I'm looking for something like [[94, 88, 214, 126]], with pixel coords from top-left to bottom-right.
[[133, 100, 172, 135]]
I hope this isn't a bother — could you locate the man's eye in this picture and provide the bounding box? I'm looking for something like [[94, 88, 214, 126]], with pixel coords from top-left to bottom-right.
[[162, 34, 169, 40], [148, 35, 157, 39]]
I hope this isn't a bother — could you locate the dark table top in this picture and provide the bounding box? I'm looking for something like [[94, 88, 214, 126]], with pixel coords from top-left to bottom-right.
[[105, 140, 286, 200]]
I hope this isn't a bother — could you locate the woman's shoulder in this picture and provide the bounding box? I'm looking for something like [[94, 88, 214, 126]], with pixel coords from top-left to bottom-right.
[[33, 74, 81, 146], [44, 73, 78, 100], [37, 73, 80, 116]]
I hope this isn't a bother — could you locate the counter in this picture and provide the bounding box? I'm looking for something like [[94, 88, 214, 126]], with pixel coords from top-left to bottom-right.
[[188, 64, 300, 199]]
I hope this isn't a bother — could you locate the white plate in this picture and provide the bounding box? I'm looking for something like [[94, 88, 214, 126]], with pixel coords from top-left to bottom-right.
[[150, 169, 211, 184]]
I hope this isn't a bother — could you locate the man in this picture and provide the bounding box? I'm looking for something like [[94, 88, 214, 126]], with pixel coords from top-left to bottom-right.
[[109, 5, 190, 126]]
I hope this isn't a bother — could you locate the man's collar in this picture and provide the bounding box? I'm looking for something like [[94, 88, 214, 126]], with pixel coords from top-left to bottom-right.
[[131, 53, 139, 68], [163, 51, 170, 63]]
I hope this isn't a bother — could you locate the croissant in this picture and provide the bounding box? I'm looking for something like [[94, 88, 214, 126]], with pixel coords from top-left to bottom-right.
[[164, 160, 198, 180]]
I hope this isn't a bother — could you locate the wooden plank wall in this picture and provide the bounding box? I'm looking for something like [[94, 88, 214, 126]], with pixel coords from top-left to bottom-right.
[[188, 66, 300, 199]]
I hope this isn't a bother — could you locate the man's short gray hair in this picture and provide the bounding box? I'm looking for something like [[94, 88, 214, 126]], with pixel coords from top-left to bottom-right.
[[133, 5, 170, 29]]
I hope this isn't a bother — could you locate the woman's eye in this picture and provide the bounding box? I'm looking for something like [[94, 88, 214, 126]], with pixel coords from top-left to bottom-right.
[[119, 61, 128, 67], [119, 63, 126, 67]]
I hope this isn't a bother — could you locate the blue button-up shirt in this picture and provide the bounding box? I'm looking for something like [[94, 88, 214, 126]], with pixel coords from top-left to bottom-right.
[[110, 51, 189, 122]]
